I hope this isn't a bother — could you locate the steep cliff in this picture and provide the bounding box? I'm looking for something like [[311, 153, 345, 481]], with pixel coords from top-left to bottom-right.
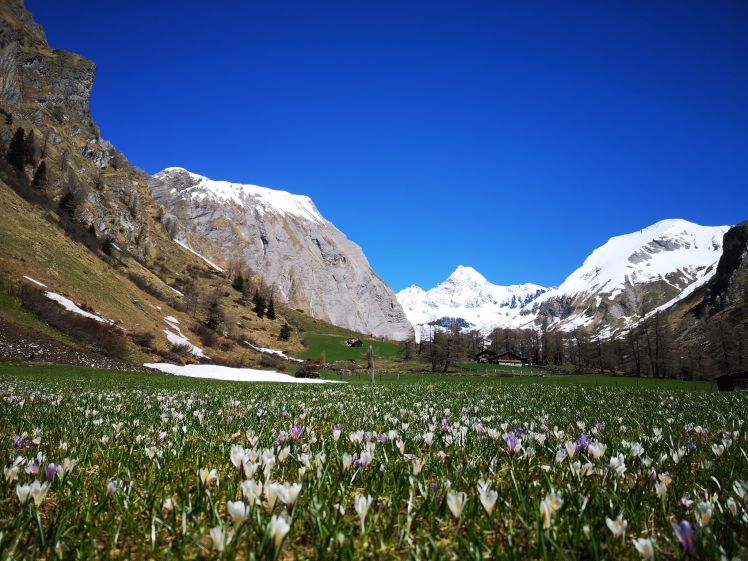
[[149, 168, 413, 341]]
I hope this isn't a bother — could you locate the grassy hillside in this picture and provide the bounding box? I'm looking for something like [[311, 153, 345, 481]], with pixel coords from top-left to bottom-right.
[[299, 333, 402, 362]]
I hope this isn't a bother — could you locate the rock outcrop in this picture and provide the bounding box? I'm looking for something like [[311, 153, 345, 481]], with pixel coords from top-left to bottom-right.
[[149, 168, 414, 341]]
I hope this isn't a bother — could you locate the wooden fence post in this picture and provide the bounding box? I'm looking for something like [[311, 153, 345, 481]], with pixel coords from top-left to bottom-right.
[[368, 345, 375, 385]]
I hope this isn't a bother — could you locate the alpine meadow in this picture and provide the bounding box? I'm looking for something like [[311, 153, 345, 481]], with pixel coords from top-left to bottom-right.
[[1, 1, 747, 560]]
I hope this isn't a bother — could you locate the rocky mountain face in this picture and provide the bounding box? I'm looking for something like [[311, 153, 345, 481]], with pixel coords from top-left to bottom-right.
[[149, 168, 414, 341], [0, 0, 162, 258], [663, 221, 748, 376], [399, 220, 731, 339]]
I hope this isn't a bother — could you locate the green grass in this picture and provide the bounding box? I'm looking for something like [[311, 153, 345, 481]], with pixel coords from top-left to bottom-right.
[[298, 333, 402, 362], [0, 362, 716, 392], [0, 362, 744, 560]]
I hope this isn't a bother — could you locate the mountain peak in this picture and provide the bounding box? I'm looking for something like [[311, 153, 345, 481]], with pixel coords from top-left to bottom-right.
[[446, 265, 487, 285]]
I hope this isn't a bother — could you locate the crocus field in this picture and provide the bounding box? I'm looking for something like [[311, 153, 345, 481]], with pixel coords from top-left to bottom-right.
[[1, 367, 747, 560]]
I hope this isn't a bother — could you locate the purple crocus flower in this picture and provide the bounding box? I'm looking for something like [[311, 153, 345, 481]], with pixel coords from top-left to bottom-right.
[[106, 480, 119, 497], [514, 427, 524, 437], [278, 431, 288, 444], [281, 409, 289, 417], [595, 421, 605, 432], [378, 433, 388, 443], [226, 415, 234, 425], [333, 423, 343, 431], [25, 459, 40, 475], [575, 410, 581, 419], [431, 483, 439, 493], [11, 435, 22, 448], [157, 431, 167, 444], [45, 463, 59, 481], [686, 441, 696, 452], [576, 433, 589, 454], [504, 433, 520, 454], [671, 520, 694, 556], [290, 426, 305, 441], [353, 459, 362, 469]]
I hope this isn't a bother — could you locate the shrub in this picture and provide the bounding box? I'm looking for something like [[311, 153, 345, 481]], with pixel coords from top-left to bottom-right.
[[132, 331, 156, 349], [259, 354, 286, 372], [279, 323, 292, 341], [295, 361, 321, 379], [194, 323, 218, 348]]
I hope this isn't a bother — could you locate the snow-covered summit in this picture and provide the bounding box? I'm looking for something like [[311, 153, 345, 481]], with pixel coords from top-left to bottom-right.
[[397, 266, 549, 340], [155, 167, 325, 224], [397, 220, 731, 340], [552, 218, 729, 299]]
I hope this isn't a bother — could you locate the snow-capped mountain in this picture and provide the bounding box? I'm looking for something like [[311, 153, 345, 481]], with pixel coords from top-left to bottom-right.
[[398, 219, 730, 340], [149, 168, 414, 341], [397, 265, 548, 341]]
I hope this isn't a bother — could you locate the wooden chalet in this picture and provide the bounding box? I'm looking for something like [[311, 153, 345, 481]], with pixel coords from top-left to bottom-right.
[[474, 350, 496, 363], [489, 351, 526, 366]]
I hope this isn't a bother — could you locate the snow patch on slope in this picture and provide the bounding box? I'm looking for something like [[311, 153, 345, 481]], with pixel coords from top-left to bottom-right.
[[174, 239, 225, 273], [44, 292, 112, 324], [244, 341, 304, 363], [163, 316, 204, 357]]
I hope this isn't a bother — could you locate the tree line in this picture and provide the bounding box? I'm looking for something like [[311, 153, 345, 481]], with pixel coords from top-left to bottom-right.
[[415, 311, 746, 379]]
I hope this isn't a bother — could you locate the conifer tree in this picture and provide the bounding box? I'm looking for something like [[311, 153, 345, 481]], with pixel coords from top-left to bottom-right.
[[32, 160, 47, 186], [267, 297, 276, 320], [232, 274, 244, 292], [279, 324, 291, 341], [253, 290, 266, 318], [7, 127, 25, 170], [24, 129, 37, 166]]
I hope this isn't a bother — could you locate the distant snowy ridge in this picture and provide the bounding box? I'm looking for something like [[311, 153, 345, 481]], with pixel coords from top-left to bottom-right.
[[397, 265, 549, 341], [398, 219, 730, 340]]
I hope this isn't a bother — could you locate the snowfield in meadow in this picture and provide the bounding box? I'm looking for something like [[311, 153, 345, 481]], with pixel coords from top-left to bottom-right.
[[144, 362, 344, 384]]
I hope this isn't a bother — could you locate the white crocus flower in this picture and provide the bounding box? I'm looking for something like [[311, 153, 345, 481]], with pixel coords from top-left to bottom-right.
[[539, 491, 563, 529], [588, 442, 607, 460], [281, 482, 302, 508], [564, 441, 577, 458], [477, 482, 498, 515], [605, 514, 628, 539], [609, 454, 626, 477], [696, 501, 713, 527], [446, 490, 467, 519], [632, 537, 655, 560], [241, 479, 263, 506], [227, 500, 248, 524], [29, 481, 51, 506], [209, 525, 231, 552], [342, 453, 353, 470], [268, 514, 290, 549], [230, 445, 246, 469], [354, 494, 373, 533], [16, 483, 32, 505], [265, 482, 284, 511]]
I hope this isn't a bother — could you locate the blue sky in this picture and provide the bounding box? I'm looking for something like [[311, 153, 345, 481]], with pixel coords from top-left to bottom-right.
[[28, 0, 748, 291]]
